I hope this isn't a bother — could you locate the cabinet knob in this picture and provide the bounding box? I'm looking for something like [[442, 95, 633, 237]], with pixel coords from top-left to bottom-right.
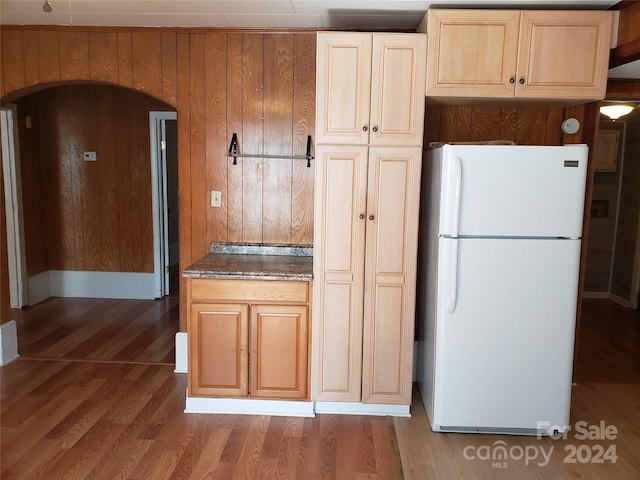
[[359, 214, 365, 219], [369, 215, 375, 221], [519, 78, 525, 85], [509, 77, 515, 84], [362, 125, 368, 132], [372, 126, 378, 132]]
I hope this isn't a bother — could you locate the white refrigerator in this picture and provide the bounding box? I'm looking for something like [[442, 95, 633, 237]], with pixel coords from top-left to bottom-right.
[[416, 144, 588, 436]]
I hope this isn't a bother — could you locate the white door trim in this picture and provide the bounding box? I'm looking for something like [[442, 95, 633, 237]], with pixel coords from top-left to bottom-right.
[[1, 105, 28, 307], [149, 111, 177, 298]]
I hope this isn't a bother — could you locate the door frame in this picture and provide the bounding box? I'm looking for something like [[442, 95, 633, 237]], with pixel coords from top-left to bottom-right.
[[1, 105, 28, 307], [149, 111, 177, 298]]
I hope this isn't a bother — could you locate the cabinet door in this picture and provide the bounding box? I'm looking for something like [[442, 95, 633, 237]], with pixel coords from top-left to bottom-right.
[[516, 11, 612, 100], [369, 34, 427, 146], [312, 145, 368, 402], [426, 10, 520, 97], [361, 147, 422, 405], [188, 303, 248, 397], [316, 32, 372, 145], [250, 305, 309, 399]]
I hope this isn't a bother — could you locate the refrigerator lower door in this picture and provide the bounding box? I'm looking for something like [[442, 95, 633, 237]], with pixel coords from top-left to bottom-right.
[[433, 237, 581, 435]]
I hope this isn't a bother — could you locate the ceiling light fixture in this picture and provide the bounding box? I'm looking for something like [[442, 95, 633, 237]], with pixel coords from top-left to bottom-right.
[[600, 104, 635, 121], [42, 0, 52, 13]]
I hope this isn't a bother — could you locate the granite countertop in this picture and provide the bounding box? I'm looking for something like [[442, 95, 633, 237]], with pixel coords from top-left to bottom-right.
[[182, 243, 313, 281]]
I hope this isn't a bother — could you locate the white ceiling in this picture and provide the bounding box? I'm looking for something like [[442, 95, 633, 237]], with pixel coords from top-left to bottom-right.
[[0, 0, 637, 78], [0, 1, 620, 30]]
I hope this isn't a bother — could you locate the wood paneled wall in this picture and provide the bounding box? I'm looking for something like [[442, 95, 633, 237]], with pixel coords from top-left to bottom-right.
[[1, 27, 316, 330], [423, 104, 590, 146], [16, 85, 170, 275]]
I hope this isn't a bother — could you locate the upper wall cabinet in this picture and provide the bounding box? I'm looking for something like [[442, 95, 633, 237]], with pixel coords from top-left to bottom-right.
[[424, 9, 613, 102], [316, 32, 427, 146]]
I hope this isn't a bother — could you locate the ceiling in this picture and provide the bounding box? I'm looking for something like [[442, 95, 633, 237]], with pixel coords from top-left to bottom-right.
[[0, 0, 637, 78], [0, 0, 621, 30]]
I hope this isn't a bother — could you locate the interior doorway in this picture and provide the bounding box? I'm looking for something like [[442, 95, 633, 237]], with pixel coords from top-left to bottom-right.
[[0, 105, 27, 308], [150, 112, 179, 297]]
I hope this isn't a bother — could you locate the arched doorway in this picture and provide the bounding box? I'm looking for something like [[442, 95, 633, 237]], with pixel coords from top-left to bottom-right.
[[3, 83, 177, 303], [1, 82, 179, 364]]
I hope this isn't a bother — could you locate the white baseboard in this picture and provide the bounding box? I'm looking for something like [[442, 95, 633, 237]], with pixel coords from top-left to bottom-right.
[[185, 392, 316, 417], [582, 291, 609, 299], [48, 270, 156, 299], [175, 332, 187, 373], [0, 320, 19, 365], [314, 401, 411, 417], [609, 293, 631, 308], [28, 270, 51, 305]]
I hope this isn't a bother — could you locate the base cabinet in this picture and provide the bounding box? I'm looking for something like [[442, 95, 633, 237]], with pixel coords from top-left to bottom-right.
[[187, 279, 310, 400]]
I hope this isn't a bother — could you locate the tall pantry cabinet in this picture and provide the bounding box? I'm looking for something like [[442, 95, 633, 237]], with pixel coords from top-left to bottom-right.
[[312, 32, 427, 406]]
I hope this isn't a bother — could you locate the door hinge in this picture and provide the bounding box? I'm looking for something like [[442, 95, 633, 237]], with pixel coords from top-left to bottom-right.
[[161, 140, 167, 150], [165, 266, 169, 274]]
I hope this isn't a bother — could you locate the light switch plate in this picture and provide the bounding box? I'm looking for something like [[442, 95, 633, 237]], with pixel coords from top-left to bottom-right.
[[210, 190, 222, 208], [83, 151, 97, 161]]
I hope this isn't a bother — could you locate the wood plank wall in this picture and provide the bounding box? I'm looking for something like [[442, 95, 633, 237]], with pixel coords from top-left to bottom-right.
[[15, 85, 171, 276], [1, 27, 316, 330]]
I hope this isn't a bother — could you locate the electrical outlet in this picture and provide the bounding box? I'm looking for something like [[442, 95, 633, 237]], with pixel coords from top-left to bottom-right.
[[210, 190, 222, 208]]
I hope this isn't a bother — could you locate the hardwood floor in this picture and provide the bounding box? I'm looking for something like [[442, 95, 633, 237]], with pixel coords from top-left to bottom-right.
[[574, 298, 640, 383], [10, 296, 179, 364], [1, 298, 639, 479]]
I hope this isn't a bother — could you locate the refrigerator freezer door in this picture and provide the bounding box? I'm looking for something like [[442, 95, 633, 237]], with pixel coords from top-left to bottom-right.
[[432, 237, 580, 432], [437, 145, 588, 238]]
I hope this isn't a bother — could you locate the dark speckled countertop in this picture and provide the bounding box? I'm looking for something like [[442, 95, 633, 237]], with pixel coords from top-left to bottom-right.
[[182, 243, 313, 281]]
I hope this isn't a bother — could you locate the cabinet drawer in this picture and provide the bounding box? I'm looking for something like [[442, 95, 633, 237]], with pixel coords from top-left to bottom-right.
[[190, 278, 309, 303]]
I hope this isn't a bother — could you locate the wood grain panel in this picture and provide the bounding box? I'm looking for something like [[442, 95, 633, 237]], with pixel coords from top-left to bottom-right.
[[544, 107, 565, 145], [114, 88, 133, 272], [292, 34, 316, 246], [117, 32, 133, 88], [37, 31, 61, 84], [1, 30, 26, 95], [23, 31, 40, 88], [16, 85, 166, 275], [59, 31, 90, 81], [176, 33, 191, 332], [440, 107, 472, 142], [204, 33, 228, 243], [514, 108, 547, 145], [189, 34, 208, 261], [242, 34, 265, 243], [499, 107, 518, 141], [469, 108, 501, 141], [137, 95, 155, 274], [88, 33, 119, 84], [226, 33, 245, 243], [132, 32, 163, 100], [263, 34, 294, 244], [16, 96, 49, 276], [161, 32, 178, 107], [96, 87, 118, 271]]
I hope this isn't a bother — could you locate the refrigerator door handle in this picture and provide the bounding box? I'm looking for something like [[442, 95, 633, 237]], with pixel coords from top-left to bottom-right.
[[448, 238, 459, 314], [452, 156, 462, 238]]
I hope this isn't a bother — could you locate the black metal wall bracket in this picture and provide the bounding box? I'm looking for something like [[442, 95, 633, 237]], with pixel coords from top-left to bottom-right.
[[227, 133, 314, 167]]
